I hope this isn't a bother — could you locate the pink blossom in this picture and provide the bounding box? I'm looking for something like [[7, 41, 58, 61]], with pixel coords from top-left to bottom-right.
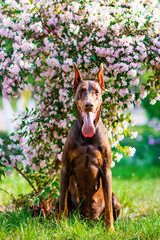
[[140, 90, 147, 99], [115, 153, 123, 162], [130, 131, 138, 139], [0, 149, 5, 156], [0, 138, 3, 145], [40, 160, 47, 168], [155, 94, 160, 100], [119, 88, 129, 97], [31, 163, 39, 171], [2, 17, 12, 27], [127, 69, 137, 77], [62, 64, 71, 73], [64, 58, 73, 66], [131, 120, 136, 127], [156, 42, 160, 48], [119, 63, 129, 72], [70, 24, 79, 34], [9, 64, 20, 75], [122, 80, 127, 86], [150, 99, 156, 105], [62, 137, 66, 144], [117, 134, 124, 142], [130, 78, 139, 86], [5, 170, 12, 176], [57, 152, 62, 161], [59, 119, 67, 129], [46, 57, 60, 67], [128, 147, 136, 157], [115, 126, 123, 135], [139, 85, 145, 91], [22, 159, 31, 168], [126, 46, 134, 54], [150, 60, 155, 65], [108, 87, 116, 94], [71, 2, 80, 12], [16, 155, 23, 162], [106, 57, 115, 63], [135, 99, 141, 106], [111, 161, 115, 168], [7, 145, 12, 150]]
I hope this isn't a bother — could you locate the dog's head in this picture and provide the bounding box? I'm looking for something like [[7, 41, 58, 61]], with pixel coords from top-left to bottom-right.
[[73, 63, 105, 138]]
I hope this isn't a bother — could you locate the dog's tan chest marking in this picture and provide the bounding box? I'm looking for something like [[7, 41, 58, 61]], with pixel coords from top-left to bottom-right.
[[69, 145, 103, 170]]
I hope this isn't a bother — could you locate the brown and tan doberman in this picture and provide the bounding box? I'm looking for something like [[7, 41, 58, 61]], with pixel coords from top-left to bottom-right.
[[57, 63, 121, 230]]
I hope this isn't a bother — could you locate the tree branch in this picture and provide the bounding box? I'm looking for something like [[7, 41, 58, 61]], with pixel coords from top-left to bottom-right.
[[14, 166, 38, 193], [0, 188, 17, 202]]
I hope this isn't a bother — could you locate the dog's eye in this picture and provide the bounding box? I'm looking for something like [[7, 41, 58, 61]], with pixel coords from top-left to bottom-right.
[[78, 93, 82, 100], [95, 89, 99, 95], [78, 90, 83, 99], [77, 88, 87, 100]]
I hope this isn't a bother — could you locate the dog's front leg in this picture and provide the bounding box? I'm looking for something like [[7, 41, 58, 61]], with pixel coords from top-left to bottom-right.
[[101, 142, 114, 230], [59, 166, 70, 218], [59, 148, 71, 219], [103, 167, 114, 230]]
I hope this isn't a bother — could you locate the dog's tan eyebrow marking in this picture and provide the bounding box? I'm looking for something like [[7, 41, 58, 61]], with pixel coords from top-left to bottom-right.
[[92, 86, 99, 91], [80, 86, 87, 90]]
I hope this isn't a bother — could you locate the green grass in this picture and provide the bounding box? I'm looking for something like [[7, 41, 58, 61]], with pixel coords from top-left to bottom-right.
[[0, 170, 32, 205], [0, 165, 160, 239]]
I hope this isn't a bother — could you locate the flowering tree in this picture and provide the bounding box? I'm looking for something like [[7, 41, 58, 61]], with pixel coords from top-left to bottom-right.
[[0, 0, 160, 209]]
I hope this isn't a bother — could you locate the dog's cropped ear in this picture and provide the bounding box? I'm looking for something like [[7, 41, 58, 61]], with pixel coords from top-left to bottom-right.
[[73, 63, 83, 93], [96, 63, 105, 91]]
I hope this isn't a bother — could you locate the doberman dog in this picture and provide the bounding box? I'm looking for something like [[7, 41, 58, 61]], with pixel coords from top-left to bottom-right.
[[57, 63, 121, 230]]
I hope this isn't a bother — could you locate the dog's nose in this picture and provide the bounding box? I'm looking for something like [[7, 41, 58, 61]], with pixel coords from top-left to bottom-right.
[[85, 102, 94, 110]]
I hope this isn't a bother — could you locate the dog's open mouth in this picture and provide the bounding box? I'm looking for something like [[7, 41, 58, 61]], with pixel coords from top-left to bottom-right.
[[80, 111, 97, 138]]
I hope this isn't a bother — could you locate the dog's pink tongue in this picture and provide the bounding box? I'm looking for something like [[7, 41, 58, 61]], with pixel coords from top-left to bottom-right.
[[82, 112, 95, 138]]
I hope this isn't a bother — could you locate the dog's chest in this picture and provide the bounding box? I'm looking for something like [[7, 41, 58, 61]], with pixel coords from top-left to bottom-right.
[[69, 144, 103, 173], [68, 143, 105, 218]]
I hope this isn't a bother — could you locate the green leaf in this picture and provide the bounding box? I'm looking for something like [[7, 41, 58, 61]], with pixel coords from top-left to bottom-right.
[[44, 186, 51, 193], [41, 191, 48, 198], [52, 181, 59, 189], [90, 56, 97, 60]]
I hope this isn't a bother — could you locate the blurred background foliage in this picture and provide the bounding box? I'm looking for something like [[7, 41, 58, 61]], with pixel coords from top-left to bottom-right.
[[119, 72, 160, 166], [121, 124, 160, 165], [142, 96, 160, 120]]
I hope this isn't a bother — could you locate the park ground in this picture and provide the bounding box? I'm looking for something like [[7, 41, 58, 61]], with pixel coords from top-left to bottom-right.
[[0, 165, 159, 240]]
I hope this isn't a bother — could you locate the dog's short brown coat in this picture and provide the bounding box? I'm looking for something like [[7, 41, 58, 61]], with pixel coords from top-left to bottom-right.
[[58, 64, 121, 229]]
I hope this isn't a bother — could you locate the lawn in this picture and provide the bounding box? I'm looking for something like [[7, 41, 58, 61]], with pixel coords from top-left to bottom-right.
[[0, 165, 159, 240]]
